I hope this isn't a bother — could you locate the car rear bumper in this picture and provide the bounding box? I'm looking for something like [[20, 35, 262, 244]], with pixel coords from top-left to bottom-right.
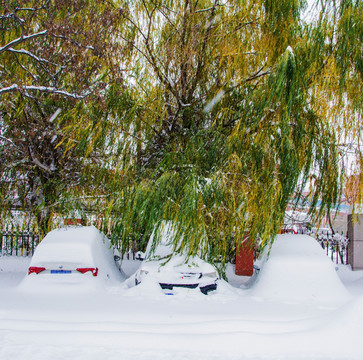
[[159, 282, 217, 295]]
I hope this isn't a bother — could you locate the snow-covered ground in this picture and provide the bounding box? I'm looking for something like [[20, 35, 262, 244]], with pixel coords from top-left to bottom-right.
[[0, 234, 363, 360]]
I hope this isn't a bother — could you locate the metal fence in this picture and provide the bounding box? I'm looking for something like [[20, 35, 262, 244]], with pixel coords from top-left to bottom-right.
[[0, 230, 138, 258], [0, 229, 350, 266], [0, 231, 40, 256], [317, 238, 349, 265]]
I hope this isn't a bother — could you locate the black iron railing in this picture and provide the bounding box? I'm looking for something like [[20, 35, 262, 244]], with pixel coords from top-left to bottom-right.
[[0, 231, 40, 256], [0, 229, 349, 266], [317, 238, 349, 265], [0, 230, 139, 259]]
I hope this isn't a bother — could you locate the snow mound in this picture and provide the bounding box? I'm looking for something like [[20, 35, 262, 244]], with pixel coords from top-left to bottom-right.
[[251, 234, 351, 304]]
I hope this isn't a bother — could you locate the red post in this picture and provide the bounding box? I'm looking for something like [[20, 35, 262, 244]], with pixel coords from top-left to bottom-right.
[[64, 218, 82, 226], [235, 236, 254, 276]]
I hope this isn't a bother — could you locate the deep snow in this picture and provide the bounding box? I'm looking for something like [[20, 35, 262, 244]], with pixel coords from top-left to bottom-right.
[[0, 234, 363, 360], [250, 234, 352, 304]]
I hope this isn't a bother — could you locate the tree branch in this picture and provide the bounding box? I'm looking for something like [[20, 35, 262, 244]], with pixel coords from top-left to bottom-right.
[[142, 6, 180, 102], [12, 52, 38, 81], [190, 0, 218, 98], [195, 2, 227, 13], [7, 48, 52, 64], [0, 30, 48, 54], [0, 84, 91, 99]]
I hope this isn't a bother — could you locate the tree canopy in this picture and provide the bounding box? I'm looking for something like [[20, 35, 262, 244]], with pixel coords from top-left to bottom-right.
[[1, 0, 362, 265], [101, 0, 362, 262]]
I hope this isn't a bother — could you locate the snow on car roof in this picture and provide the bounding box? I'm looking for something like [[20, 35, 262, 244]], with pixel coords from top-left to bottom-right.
[[30, 226, 106, 266], [36, 225, 103, 244]]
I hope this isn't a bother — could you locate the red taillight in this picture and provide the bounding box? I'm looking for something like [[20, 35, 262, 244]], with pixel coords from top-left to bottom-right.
[[28, 266, 46, 275], [76, 267, 98, 276]]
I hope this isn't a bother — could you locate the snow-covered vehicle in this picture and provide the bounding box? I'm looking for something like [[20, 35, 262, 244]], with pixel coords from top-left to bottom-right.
[[25, 226, 123, 286], [134, 222, 219, 295], [251, 234, 351, 304]]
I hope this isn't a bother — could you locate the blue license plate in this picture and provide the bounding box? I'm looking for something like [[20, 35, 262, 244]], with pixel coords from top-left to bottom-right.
[[50, 270, 72, 274]]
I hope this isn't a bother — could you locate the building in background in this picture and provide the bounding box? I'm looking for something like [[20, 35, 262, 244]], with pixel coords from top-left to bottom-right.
[[348, 214, 363, 270]]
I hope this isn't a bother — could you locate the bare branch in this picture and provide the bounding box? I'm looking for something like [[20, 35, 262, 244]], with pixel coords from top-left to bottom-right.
[[190, 0, 219, 97], [0, 134, 26, 156], [0, 30, 48, 54], [195, 2, 227, 13], [0, 135, 16, 147], [0, 84, 91, 99], [50, 33, 95, 51], [142, 7, 179, 102], [7, 48, 51, 64], [0, 14, 23, 21], [122, 14, 148, 42], [245, 69, 271, 83], [11, 52, 37, 81], [32, 157, 53, 173]]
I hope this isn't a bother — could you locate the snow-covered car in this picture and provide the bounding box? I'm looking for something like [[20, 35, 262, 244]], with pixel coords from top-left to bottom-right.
[[250, 234, 351, 304], [25, 226, 123, 286], [134, 222, 219, 295]]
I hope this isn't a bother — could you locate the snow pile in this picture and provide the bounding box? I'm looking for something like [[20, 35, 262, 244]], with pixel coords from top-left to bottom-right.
[[0, 255, 31, 288], [251, 234, 351, 304], [336, 264, 363, 296]]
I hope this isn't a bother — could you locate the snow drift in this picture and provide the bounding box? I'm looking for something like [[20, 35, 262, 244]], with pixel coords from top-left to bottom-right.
[[251, 234, 351, 304]]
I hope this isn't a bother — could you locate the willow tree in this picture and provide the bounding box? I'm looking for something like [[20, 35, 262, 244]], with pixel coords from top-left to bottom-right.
[[308, 0, 363, 214], [95, 0, 362, 263], [0, 0, 132, 234]]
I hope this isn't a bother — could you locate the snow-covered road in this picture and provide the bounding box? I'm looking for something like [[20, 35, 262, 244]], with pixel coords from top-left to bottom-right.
[[0, 237, 363, 360]]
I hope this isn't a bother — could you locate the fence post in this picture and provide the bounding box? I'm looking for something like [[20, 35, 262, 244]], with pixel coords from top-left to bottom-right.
[[15, 233, 19, 256]]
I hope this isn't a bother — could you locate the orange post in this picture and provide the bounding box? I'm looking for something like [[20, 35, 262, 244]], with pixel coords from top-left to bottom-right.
[[64, 218, 82, 226]]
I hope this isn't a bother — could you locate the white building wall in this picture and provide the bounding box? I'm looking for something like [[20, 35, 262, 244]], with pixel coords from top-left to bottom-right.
[[348, 214, 363, 270]]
